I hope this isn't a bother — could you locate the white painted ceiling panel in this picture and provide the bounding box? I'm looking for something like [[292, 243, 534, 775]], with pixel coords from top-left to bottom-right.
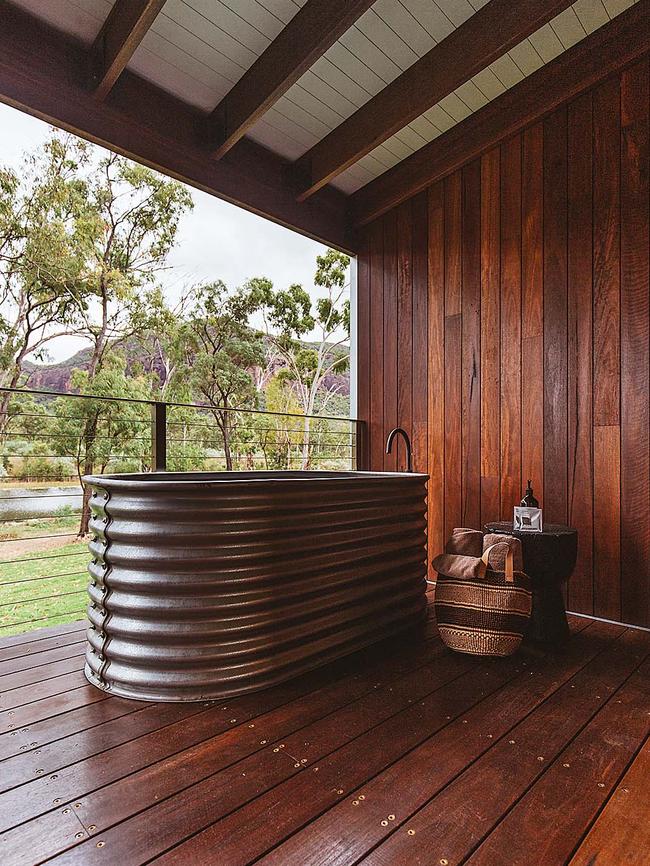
[[215, 0, 287, 38], [249, 119, 306, 160], [252, 0, 306, 23], [466, 67, 506, 100], [315, 45, 386, 100], [11, 0, 107, 44], [551, 6, 588, 47], [149, 1, 257, 77], [128, 0, 307, 112], [528, 23, 565, 62], [337, 24, 403, 84], [355, 8, 420, 70], [573, 0, 610, 30], [181, 0, 273, 54], [372, 0, 438, 55], [435, 0, 476, 27], [602, 0, 636, 11], [400, 0, 456, 41], [128, 57, 216, 111]]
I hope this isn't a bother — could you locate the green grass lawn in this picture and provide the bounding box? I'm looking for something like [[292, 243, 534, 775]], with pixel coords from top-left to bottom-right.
[[0, 517, 90, 637]]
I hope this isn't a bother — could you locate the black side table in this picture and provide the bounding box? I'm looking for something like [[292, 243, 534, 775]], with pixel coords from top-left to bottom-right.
[[484, 522, 578, 644]]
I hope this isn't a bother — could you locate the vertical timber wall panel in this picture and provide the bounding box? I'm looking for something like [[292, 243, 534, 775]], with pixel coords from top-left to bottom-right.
[[620, 58, 650, 626], [357, 59, 650, 624], [567, 91, 594, 615], [479, 149, 501, 527], [543, 108, 569, 527], [592, 77, 622, 620], [499, 136, 522, 521], [461, 160, 482, 529], [427, 183, 445, 569]]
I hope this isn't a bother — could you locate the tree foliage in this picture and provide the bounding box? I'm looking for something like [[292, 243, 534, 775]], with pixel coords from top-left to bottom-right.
[[245, 248, 351, 467], [0, 136, 93, 413], [172, 281, 266, 470]]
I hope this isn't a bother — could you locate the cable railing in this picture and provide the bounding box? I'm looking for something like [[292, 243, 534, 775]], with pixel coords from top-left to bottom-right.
[[0, 386, 366, 638]]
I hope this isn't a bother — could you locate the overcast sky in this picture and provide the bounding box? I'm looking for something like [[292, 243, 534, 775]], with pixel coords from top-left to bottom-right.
[[0, 101, 348, 363]]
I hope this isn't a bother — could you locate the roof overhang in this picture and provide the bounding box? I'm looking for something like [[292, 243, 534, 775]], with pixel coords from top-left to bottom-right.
[[0, 1, 647, 252]]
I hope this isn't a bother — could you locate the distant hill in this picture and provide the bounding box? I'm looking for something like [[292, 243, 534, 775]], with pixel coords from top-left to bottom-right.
[[22, 336, 350, 398]]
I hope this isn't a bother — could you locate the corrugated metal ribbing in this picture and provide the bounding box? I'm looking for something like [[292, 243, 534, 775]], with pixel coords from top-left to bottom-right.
[[83, 471, 428, 701]]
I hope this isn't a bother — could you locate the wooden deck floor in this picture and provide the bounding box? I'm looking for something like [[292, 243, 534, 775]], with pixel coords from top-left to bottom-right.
[[1, 602, 649, 866]]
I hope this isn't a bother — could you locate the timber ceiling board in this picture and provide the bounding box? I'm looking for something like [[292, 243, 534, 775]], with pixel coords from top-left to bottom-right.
[[5, 0, 645, 202]]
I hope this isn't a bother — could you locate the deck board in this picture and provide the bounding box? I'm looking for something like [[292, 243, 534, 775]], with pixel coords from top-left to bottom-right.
[[1, 610, 648, 866], [569, 735, 650, 865]]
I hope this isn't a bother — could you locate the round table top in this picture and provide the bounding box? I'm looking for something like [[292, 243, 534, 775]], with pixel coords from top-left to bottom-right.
[[484, 521, 577, 538]]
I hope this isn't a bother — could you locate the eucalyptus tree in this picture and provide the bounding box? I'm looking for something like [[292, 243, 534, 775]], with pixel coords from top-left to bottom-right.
[[174, 281, 265, 471], [62, 146, 192, 529], [0, 131, 193, 469], [72, 150, 193, 379], [244, 248, 351, 468], [52, 359, 152, 535], [0, 135, 93, 428]]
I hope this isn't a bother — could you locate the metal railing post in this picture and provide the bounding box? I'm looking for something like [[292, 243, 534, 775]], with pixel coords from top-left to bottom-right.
[[151, 401, 167, 472], [355, 420, 368, 471]]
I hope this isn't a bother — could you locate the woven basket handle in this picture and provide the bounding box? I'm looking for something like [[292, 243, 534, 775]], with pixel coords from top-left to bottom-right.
[[481, 543, 515, 584]]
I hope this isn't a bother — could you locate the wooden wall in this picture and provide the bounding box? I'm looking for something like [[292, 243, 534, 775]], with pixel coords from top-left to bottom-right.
[[357, 57, 650, 627]]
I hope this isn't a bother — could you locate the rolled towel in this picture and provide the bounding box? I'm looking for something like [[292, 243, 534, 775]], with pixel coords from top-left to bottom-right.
[[483, 533, 524, 573], [432, 552, 487, 582], [445, 527, 483, 557]]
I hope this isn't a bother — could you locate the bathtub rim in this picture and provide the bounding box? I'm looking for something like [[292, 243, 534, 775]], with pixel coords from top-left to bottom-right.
[[83, 469, 430, 489]]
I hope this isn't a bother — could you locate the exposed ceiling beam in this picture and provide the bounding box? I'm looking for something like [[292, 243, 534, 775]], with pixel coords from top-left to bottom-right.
[[89, 0, 167, 100], [294, 0, 576, 200], [208, 0, 376, 159], [0, 4, 353, 253], [351, 0, 650, 228]]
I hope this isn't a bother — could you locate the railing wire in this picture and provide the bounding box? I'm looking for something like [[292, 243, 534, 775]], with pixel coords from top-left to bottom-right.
[[0, 386, 362, 637]]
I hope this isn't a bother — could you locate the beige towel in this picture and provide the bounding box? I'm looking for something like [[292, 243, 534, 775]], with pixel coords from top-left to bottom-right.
[[483, 533, 524, 573], [432, 552, 487, 582], [445, 527, 483, 557]]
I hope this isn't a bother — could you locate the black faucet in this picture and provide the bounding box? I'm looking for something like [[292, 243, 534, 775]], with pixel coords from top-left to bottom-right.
[[385, 427, 413, 472]]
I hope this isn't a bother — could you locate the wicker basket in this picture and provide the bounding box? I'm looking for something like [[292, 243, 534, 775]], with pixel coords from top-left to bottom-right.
[[434, 542, 532, 657]]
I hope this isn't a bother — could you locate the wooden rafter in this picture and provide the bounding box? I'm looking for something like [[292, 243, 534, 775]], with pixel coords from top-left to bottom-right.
[[0, 4, 352, 252], [89, 0, 167, 100], [208, 0, 375, 159], [293, 0, 576, 200], [351, 0, 650, 227]]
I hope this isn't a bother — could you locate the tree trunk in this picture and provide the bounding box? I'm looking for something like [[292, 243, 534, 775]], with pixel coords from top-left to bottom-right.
[[77, 414, 99, 537], [78, 468, 93, 537], [0, 358, 27, 437], [76, 335, 106, 536], [220, 415, 233, 472], [301, 414, 311, 470]]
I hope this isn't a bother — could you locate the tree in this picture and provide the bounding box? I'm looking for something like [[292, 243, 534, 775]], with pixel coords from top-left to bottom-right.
[[173, 281, 265, 471], [0, 133, 193, 386], [59, 147, 192, 532], [244, 376, 304, 470], [0, 135, 94, 428], [0, 133, 194, 516], [165, 404, 208, 472], [69, 150, 193, 379], [246, 248, 351, 468], [52, 359, 152, 535]]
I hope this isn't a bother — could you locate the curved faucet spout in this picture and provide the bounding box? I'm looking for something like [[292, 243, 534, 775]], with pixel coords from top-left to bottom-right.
[[385, 427, 413, 473]]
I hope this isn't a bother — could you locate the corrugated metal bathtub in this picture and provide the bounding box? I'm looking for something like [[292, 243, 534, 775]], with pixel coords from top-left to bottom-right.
[[82, 470, 429, 701]]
